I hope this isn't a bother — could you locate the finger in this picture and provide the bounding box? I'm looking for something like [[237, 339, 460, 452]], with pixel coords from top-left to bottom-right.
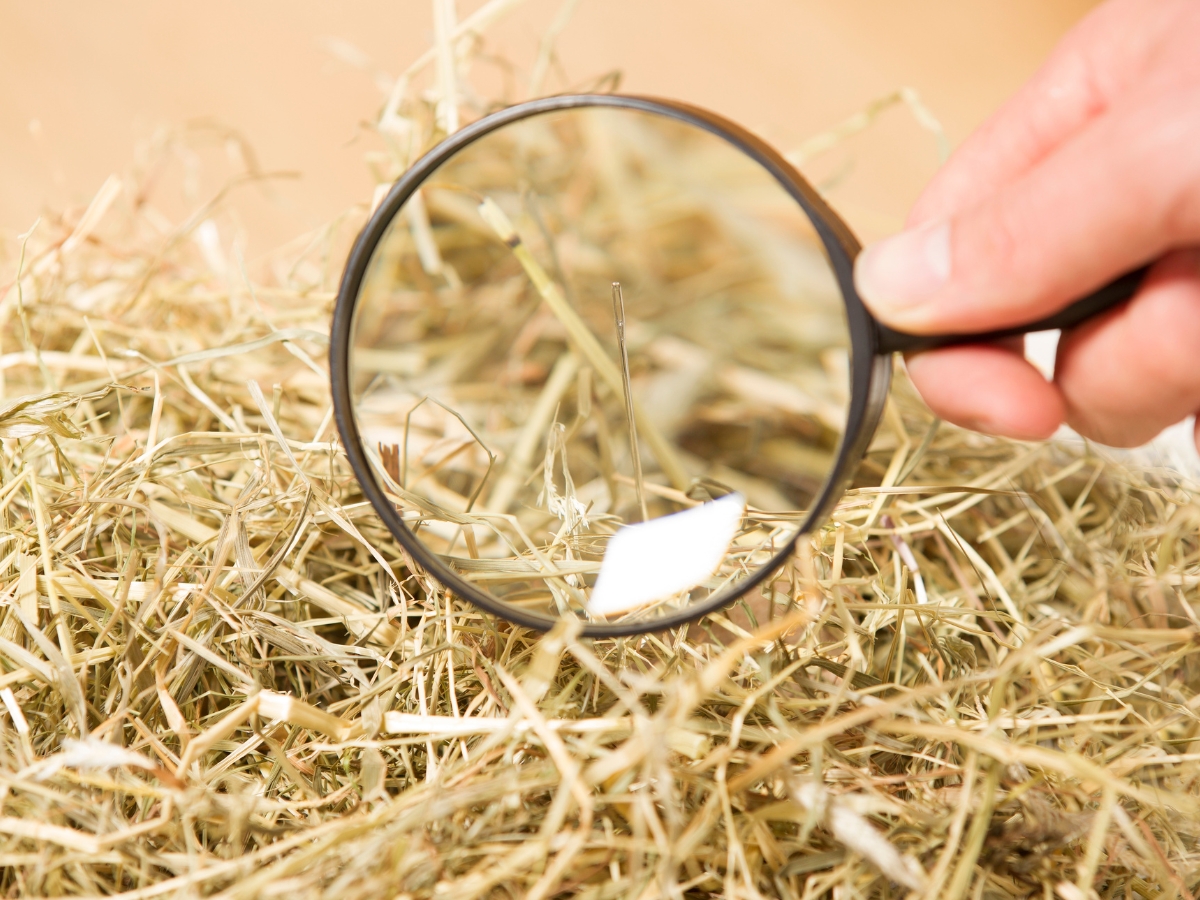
[[855, 82, 1200, 335], [911, 0, 1192, 225], [904, 341, 1065, 441], [1054, 249, 1200, 447]]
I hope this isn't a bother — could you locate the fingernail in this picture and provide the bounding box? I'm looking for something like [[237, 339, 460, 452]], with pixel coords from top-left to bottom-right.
[[854, 220, 952, 319]]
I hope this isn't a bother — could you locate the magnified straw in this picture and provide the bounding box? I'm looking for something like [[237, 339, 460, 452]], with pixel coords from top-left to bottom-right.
[[612, 281, 648, 523], [340, 96, 863, 634]]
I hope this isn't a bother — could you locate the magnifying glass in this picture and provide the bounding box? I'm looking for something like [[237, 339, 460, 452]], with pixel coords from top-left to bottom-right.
[[331, 94, 1143, 637]]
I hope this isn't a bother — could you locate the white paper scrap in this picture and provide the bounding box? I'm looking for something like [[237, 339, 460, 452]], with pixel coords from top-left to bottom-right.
[[588, 492, 746, 616]]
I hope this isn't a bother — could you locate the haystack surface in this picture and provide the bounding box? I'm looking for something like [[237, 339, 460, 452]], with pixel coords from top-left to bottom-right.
[[2, 5, 1200, 898]]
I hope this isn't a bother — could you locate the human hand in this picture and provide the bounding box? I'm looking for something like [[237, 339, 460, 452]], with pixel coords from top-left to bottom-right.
[[853, 0, 1200, 451]]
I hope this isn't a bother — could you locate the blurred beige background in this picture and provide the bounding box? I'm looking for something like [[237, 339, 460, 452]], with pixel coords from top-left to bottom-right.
[[1, 1, 1099, 253]]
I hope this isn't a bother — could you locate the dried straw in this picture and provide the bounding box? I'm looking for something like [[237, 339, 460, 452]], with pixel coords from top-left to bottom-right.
[[1, 5, 1199, 899]]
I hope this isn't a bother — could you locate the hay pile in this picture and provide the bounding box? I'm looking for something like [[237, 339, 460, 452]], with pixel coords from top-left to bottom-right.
[[2, 4, 1200, 898]]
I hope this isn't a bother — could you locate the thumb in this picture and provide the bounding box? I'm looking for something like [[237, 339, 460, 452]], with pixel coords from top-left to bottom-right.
[[854, 85, 1200, 335]]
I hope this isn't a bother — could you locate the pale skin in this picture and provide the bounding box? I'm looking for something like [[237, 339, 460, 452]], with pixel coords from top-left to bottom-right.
[[853, 0, 1200, 452]]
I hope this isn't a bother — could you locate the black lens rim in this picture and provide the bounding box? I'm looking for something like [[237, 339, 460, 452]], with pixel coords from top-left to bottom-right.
[[330, 93, 892, 637]]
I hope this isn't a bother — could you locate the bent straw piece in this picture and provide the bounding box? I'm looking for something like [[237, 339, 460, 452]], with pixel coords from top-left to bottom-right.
[[177, 694, 264, 774], [477, 197, 689, 491], [528, 0, 582, 97], [485, 351, 579, 514], [60, 175, 123, 259], [380, 0, 528, 134], [274, 567, 400, 647], [257, 690, 357, 742], [787, 87, 949, 168]]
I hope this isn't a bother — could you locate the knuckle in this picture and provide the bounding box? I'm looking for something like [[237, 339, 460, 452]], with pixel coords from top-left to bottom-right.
[[959, 203, 1022, 280], [1123, 91, 1200, 241]]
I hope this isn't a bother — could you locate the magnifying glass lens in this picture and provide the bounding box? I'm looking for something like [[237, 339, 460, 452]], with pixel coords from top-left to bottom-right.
[[348, 106, 851, 628]]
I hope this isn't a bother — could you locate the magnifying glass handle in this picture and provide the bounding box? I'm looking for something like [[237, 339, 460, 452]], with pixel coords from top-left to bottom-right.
[[874, 265, 1149, 355]]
